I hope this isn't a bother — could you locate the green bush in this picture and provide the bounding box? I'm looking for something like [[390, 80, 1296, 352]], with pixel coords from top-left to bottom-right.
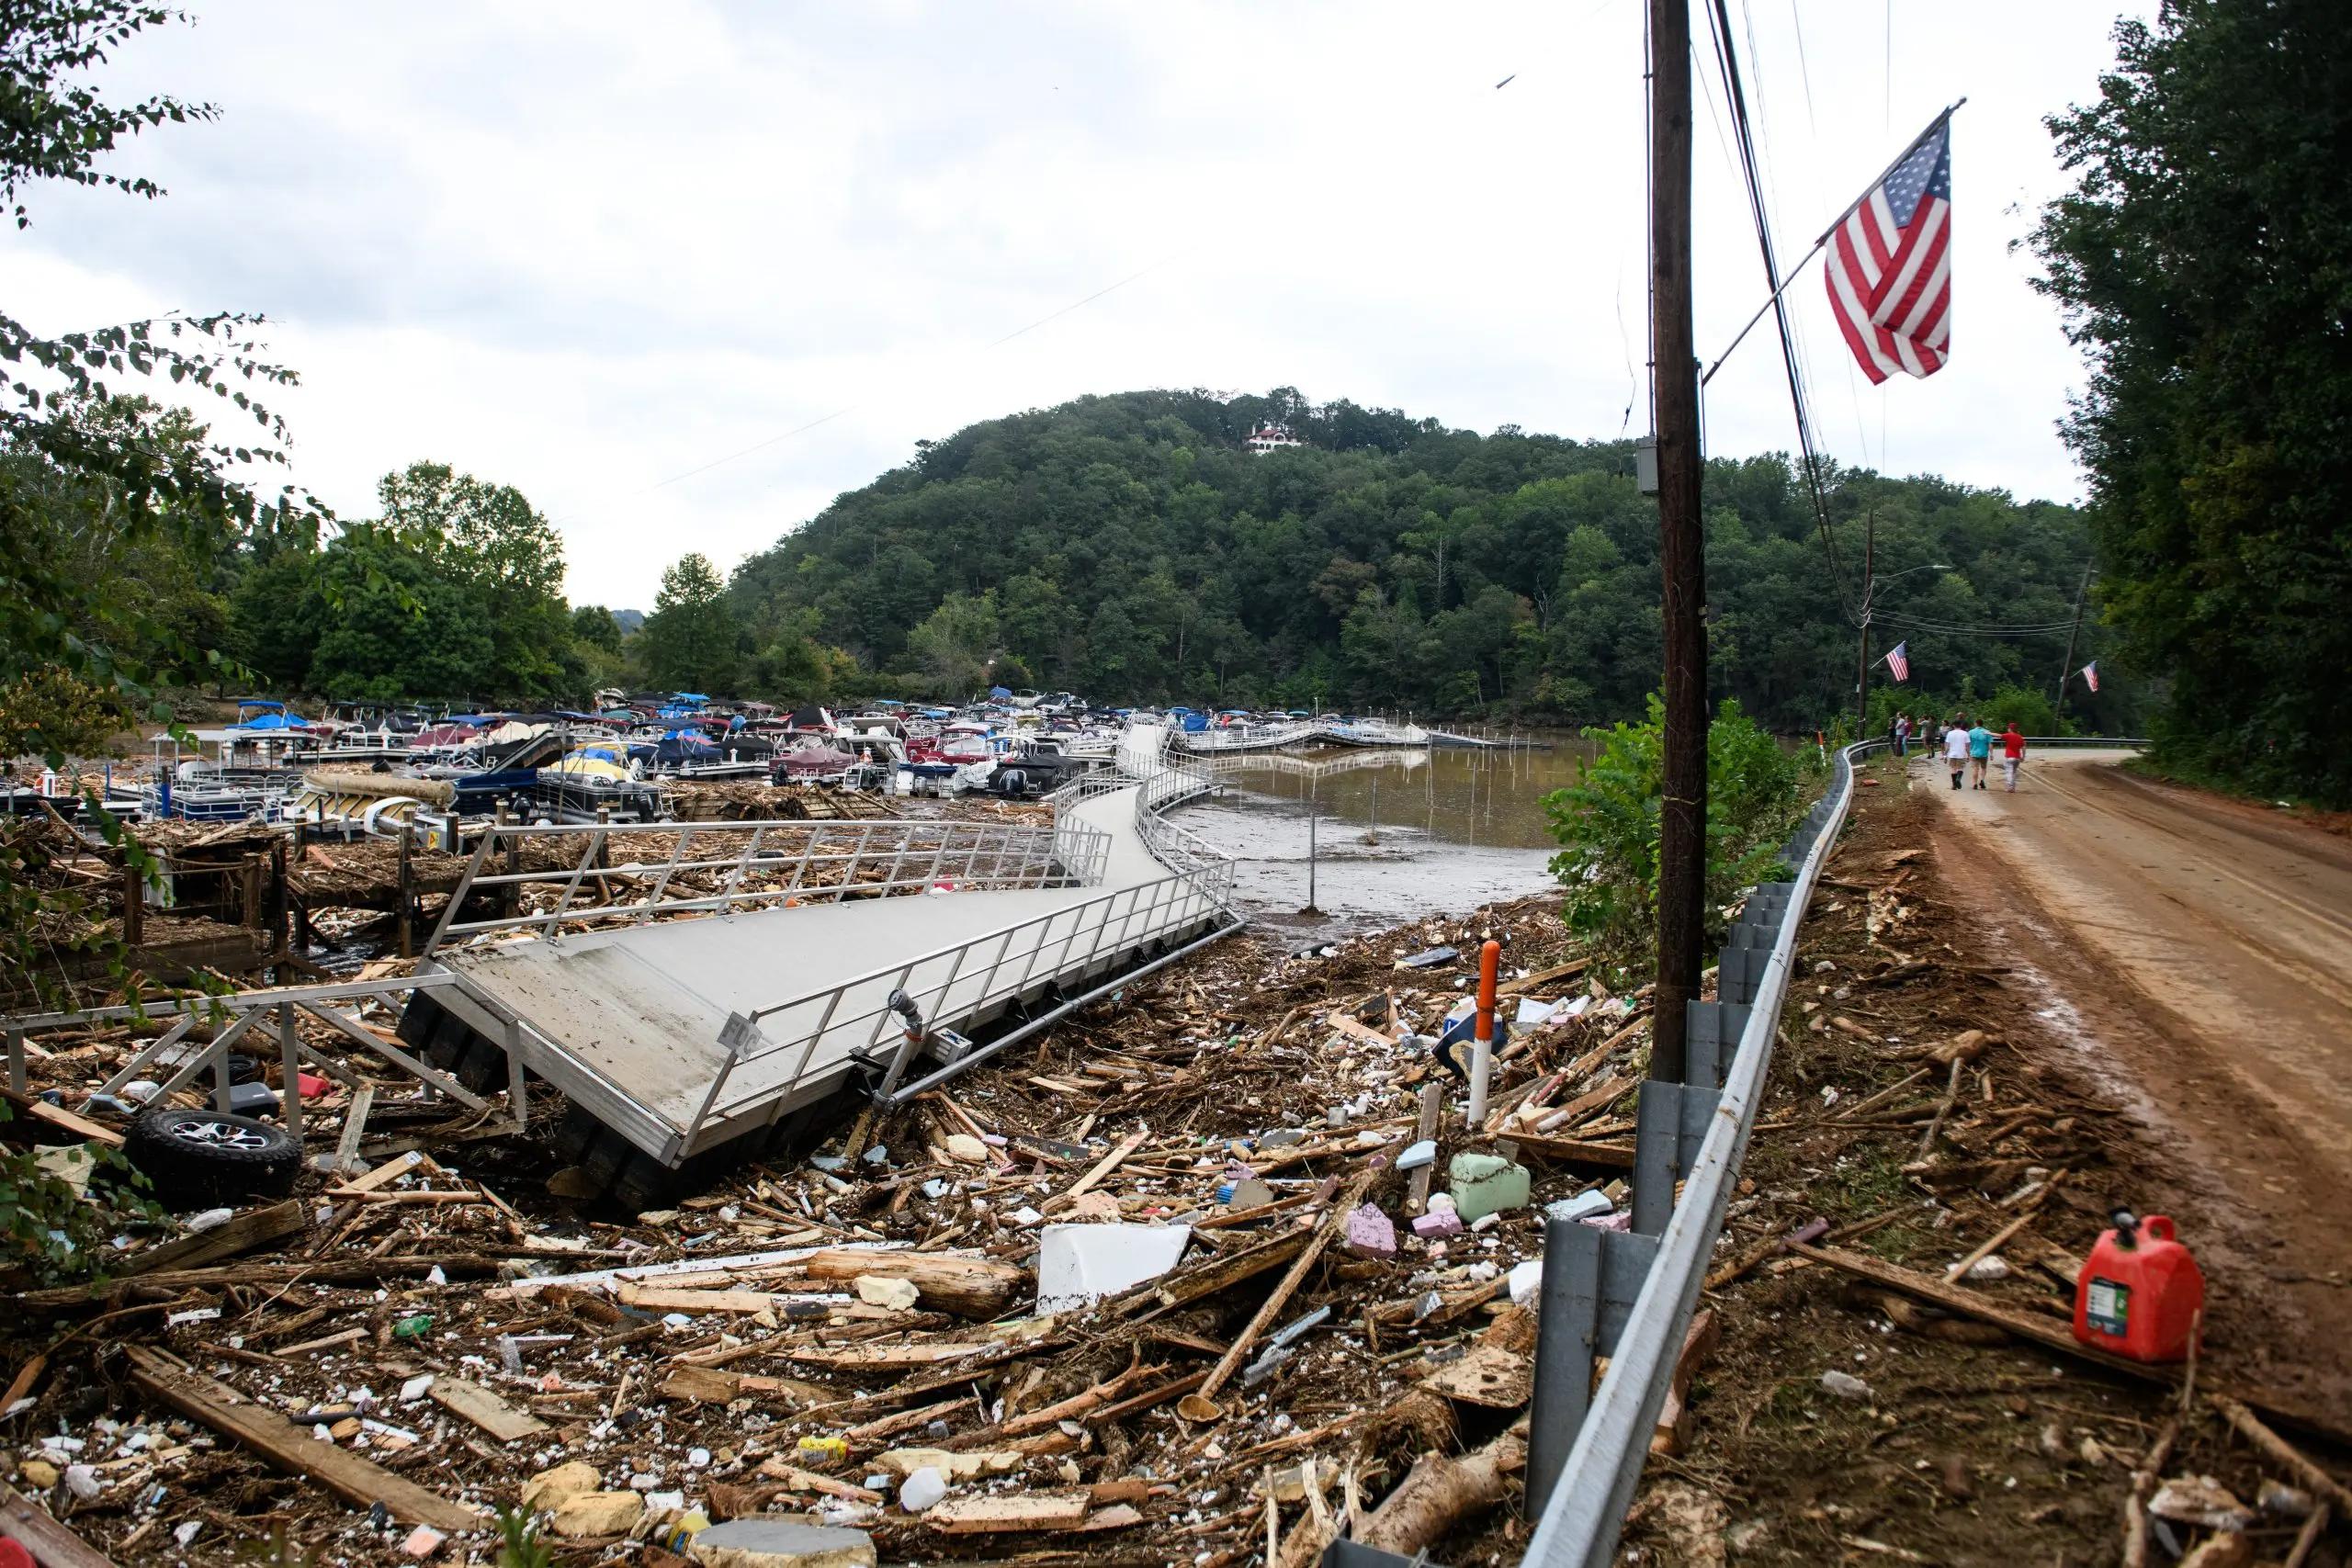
[[0, 1106, 160, 1287], [1976, 683, 2066, 737], [1544, 695, 1803, 970]]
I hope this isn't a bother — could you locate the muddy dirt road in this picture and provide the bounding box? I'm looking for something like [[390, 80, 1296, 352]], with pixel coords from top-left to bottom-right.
[[1929, 748, 2352, 1408]]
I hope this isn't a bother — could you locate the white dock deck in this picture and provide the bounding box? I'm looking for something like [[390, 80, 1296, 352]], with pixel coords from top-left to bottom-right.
[[419, 736, 1235, 1165]]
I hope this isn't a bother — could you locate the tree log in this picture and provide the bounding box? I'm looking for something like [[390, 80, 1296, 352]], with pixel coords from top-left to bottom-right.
[[799, 1248, 1023, 1319], [1357, 1427, 1527, 1554]]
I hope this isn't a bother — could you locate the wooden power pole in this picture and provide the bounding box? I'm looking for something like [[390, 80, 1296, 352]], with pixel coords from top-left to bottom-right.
[[1650, 0, 1705, 1081], [2053, 561, 2093, 720]]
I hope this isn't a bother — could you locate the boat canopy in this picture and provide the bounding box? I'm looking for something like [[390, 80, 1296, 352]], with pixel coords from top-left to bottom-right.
[[546, 746, 632, 782]]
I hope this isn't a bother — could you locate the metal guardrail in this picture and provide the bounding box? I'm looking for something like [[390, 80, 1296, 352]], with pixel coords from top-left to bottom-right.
[[1521, 731, 2153, 1561], [1521, 739, 1879, 1564], [424, 816, 1111, 953]]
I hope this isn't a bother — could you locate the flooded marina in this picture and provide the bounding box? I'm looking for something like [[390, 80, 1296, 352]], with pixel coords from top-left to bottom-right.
[[1180, 734, 1592, 937]]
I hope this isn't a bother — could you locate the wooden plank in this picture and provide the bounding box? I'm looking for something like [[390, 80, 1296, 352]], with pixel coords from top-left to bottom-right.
[[1418, 1339, 1532, 1408], [1046, 1130, 1148, 1213], [1502, 1133, 1636, 1170], [327, 1148, 423, 1195], [784, 1343, 995, 1369], [1146, 1232, 1308, 1311], [616, 1283, 777, 1315], [332, 1084, 375, 1176], [0, 1480, 118, 1568], [122, 1346, 480, 1532], [122, 1200, 309, 1278], [426, 1376, 548, 1442], [659, 1365, 831, 1408], [753, 1459, 881, 1502], [1324, 1012, 1396, 1049], [0, 1085, 123, 1148], [1406, 1082, 1442, 1214], [926, 1490, 1091, 1533]]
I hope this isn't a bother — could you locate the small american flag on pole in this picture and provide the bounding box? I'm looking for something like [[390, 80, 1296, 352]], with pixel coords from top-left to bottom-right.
[[1883, 641, 1910, 682], [1826, 115, 1952, 384], [2081, 660, 2098, 694]]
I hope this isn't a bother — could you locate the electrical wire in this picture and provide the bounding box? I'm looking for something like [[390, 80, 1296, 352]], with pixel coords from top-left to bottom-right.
[[1703, 0, 1855, 617]]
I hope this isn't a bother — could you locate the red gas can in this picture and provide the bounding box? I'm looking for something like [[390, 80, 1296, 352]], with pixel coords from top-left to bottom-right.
[[2074, 1210, 2203, 1363]]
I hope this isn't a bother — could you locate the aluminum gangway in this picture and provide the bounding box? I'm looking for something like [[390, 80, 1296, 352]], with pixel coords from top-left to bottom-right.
[[395, 726, 1239, 1190]]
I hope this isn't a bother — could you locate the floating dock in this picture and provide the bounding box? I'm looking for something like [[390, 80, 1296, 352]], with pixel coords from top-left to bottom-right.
[[394, 727, 1240, 1199]]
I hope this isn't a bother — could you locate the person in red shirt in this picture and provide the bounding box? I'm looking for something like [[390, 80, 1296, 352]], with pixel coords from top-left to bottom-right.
[[1999, 722, 2028, 791]]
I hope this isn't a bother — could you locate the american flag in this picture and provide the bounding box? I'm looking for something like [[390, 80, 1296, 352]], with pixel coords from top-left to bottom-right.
[[1826, 116, 1952, 384], [1883, 641, 1910, 682], [2081, 660, 2098, 694]]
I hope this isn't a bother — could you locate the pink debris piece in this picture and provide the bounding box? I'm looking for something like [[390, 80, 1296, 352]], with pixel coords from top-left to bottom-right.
[[1344, 1201, 1397, 1257]]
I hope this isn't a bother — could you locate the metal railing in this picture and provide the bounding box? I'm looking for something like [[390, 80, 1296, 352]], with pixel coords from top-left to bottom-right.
[[678, 728, 1244, 1154], [3, 972, 532, 1154], [424, 816, 1111, 953]]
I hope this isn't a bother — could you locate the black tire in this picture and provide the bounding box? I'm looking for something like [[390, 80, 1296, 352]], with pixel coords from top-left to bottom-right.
[[123, 1108, 301, 1210]]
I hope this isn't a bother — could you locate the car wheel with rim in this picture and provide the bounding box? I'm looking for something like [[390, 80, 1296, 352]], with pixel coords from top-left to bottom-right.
[[122, 1107, 302, 1209]]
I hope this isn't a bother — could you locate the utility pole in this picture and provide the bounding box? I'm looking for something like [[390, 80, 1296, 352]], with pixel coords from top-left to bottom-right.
[[2053, 561, 2093, 721], [1855, 508, 1876, 734], [1650, 0, 1705, 1081]]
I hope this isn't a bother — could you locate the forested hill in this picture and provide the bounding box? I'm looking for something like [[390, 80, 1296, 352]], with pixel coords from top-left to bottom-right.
[[726, 389, 2118, 733]]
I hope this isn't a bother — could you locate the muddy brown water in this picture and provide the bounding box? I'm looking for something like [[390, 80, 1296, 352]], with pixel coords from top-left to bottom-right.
[[1173, 734, 1593, 941]]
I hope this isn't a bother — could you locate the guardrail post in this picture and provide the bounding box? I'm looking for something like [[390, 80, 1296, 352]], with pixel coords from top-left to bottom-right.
[[1525, 1216, 1664, 1521], [1631, 1077, 1722, 1236]]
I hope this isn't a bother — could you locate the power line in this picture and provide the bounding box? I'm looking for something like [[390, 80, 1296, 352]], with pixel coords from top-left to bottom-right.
[[1702, 0, 1854, 618]]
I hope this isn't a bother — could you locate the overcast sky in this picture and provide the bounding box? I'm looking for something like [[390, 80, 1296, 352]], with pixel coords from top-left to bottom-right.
[[0, 1, 2146, 609]]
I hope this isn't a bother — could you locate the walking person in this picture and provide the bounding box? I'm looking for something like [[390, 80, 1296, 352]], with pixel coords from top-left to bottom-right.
[[1966, 716, 1996, 789], [1943, 716, 1969, 791], [1999, 720, 2028, 791]]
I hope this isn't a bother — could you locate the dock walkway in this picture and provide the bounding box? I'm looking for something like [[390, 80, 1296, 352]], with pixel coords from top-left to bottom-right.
[[409, 727, 1237, 1168]]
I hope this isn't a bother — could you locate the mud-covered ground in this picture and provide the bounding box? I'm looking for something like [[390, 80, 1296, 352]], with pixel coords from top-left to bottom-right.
[[1623, 750, 2350, 1568]]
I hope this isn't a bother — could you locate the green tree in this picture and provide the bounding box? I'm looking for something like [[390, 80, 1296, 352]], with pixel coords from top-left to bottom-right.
[[638, 552, 738, 692], [375, 460, 571, 698], [2030, 0, 2352, 803], [570, 604, 623, 652], [906, 590, 1000, 698], [1544, 696, 1800, 973], [0, 1, 302, 1278], [305, 526, 494, 701]]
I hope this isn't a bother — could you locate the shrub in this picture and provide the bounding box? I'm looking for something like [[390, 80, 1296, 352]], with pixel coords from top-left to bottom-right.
[[1544, 695, 1803, 970]]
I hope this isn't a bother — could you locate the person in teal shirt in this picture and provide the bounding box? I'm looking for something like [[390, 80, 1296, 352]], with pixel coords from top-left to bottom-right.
[[1965, 721, 1995, 790]]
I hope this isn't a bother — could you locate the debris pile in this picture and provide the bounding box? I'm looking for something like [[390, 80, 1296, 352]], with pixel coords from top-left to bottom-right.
[[0, 896, 1679, 1562]]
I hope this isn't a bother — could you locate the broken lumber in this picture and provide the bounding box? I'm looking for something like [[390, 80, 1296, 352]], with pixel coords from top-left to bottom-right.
[[120, 1199, 308, 1277], [2211, 1395, 2352, 1517], [925, 1490, 1091, 1533], [426, 1376, 548, 1441], [121, 1346, 480, 1532], [0, 1480, 116, 1568], [0, 1085, 122, 1148], [1183, 1145, 1396, 1417]]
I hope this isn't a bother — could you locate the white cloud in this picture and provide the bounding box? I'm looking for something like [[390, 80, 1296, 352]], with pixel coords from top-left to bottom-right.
[[2, 0, 2145, 607]]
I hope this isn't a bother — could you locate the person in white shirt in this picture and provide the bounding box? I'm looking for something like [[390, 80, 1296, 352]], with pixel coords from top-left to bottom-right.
[[1942, 719, 1970, 792]]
